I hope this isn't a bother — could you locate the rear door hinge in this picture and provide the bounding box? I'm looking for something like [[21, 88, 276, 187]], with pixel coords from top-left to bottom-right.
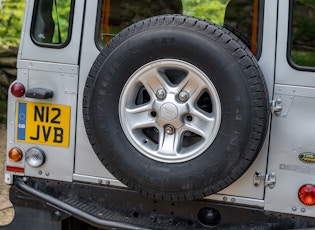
[[271, 99, 282, 116], [254, 171, 276, 189]]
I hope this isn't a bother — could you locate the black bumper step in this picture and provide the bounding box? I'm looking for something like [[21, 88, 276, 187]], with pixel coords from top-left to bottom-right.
[[11, 177, 315, 230]]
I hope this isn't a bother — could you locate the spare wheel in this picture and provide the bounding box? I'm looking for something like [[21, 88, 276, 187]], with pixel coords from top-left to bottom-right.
[[83, 15, 269, 201]]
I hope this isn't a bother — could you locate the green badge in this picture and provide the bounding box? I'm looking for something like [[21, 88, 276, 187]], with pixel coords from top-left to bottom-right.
[[299, 153, 315, 163]]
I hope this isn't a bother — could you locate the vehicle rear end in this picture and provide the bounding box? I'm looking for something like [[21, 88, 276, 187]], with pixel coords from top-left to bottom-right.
[[4, 0, 315, 229]]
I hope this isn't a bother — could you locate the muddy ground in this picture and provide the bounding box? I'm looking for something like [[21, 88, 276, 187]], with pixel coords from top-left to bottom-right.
[[0, 124, 14, 226]]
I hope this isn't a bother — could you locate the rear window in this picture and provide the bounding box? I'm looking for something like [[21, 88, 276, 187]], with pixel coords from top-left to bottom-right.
[[31, 0, 73, 47], [97, 0, 263, 57], [289, 0, 315, 68]]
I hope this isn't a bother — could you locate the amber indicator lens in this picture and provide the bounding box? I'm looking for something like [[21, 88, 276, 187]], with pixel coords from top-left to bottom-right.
[[8, 147, 23, 162], [298, 184, 315, 206], [11, 82, 25, 97]]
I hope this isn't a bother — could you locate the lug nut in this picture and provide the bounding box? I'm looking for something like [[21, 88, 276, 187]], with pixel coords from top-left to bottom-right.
[[165, 125, 175, 135], [156, 89, 166, 99], [178, 91, 189, 102], [186, 115, 193, 122]]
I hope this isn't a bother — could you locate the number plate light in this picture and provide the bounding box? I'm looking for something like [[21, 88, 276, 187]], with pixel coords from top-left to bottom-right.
[[25, 147, 46, 168]]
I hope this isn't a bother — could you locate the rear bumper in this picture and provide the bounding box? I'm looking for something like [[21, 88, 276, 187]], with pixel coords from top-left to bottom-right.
[[4, 177, 315, 229]]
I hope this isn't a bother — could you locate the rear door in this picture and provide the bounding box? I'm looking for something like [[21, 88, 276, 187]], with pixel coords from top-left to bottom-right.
[[265, 0, 315, 217], [74, 0, 274, 203], [6, 0, 84, 181]]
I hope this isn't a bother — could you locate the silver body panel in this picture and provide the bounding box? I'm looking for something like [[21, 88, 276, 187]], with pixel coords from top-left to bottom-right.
[[264, 0, 315, 218], [74, 1, 119, 182]]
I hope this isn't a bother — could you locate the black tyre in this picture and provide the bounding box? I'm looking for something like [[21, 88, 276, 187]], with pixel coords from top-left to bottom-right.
[[83, 15, 269, 201]]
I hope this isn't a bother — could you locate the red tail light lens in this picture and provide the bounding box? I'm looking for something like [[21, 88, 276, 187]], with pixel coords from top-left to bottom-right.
[[11, 82, 25, 97], [298, 184, 315, 206]]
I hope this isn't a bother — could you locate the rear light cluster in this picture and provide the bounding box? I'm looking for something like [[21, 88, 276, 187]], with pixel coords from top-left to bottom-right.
[[8, 147, 23, 162], [7, 147, 46, 173], [7, 147, 25, 173], [25, 147, 46, 167], [11, 82, 25, 97], [298, 184, 315, 206]]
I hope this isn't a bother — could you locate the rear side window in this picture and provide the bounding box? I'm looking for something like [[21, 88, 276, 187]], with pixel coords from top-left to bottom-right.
[[224, 0, 262, 56], [97, 0, 263, 57], [31, 0, 73, 47], [97, 0, 183, 45], [289, 0, 315, 68]]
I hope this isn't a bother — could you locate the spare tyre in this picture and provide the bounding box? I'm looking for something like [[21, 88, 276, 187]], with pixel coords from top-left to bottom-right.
[[83, 15, 269, 201]]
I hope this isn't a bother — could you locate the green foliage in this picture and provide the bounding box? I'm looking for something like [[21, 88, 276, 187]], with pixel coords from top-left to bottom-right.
[[292, 50, 315, 67], [51, 0, 72, 43], [0, 0, 25, 47], [293, 0, 315, 43], [0, 0, 71, 45], [292, 0, 315, 67], [182, 0, 229, 25], [0, 100, 7, 123], [296, 0, 315, 9]]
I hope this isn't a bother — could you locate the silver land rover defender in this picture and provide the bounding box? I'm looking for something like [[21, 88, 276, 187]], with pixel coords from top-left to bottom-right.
[[3, 0, 315, 229]]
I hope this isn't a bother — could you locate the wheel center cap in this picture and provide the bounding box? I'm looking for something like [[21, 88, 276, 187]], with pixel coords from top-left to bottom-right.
[[160, 103, 178, 121]]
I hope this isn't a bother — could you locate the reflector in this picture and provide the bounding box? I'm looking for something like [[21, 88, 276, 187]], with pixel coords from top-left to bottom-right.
[[6, 165, 24, 173], [298, 184, 315, 206]]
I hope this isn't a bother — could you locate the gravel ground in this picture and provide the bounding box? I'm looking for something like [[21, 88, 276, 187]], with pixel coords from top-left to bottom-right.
[[0, 124, 14, 226]]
